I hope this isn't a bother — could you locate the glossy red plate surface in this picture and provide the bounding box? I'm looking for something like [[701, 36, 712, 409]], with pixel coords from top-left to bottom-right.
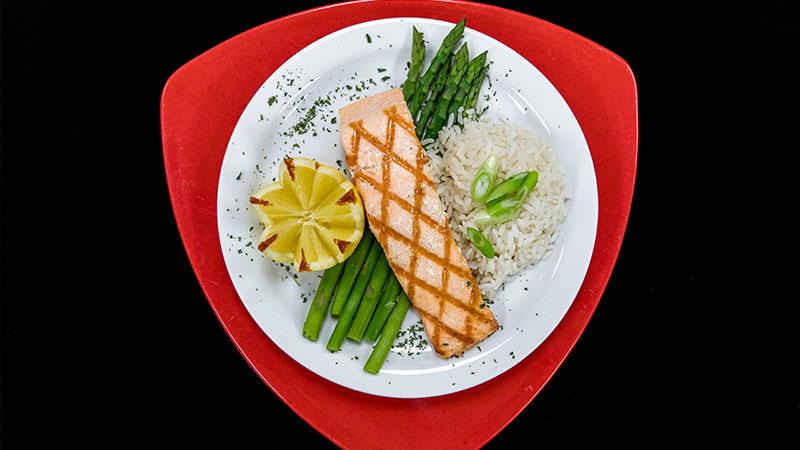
[[160, 1, 637, 447]]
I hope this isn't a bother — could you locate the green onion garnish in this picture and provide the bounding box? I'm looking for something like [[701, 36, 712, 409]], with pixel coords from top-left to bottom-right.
[[485, 171, 529, 204], [471, 156, 498, 204], [467, 227, 495, 258], [474, 171, 539, 227]]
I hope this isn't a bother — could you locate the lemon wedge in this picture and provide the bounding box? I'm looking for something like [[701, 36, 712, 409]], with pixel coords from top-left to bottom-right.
[[249, 157, 364, 272]]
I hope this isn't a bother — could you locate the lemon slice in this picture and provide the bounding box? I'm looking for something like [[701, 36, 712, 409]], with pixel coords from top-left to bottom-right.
[[250, 157, 364, 272]]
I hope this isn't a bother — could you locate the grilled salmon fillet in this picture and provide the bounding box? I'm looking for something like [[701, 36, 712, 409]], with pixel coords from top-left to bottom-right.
[[339, 88, 498, 358]]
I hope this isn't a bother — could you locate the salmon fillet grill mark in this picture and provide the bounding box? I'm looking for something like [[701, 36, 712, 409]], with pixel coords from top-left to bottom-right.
[[340, 88, 498, 358]]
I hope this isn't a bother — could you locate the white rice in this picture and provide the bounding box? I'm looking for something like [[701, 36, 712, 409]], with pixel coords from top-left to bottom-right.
[[426, 115, 569, 299]]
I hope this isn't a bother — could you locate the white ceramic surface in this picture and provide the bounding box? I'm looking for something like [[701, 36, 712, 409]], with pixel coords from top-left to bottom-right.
[[217, 18, 598, 398]]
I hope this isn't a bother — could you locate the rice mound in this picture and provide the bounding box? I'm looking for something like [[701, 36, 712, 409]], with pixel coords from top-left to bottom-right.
[[426, 115, 569, 299]]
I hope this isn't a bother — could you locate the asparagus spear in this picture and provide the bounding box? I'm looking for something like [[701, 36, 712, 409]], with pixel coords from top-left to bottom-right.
[[447, 51, 488, 118], [364, 276, 401, 342], [402, 27, 426, 101], [363, 292, 411, 374], [301, 262, 345, 341], [465, 64, 488, 111], [424, 43, 470, 139], [408, 18, 466, 118], [326, 239, 383, 352], [415, 56, 451, 136], [330, 230, 374, 316], [347, 254, 392, 342]]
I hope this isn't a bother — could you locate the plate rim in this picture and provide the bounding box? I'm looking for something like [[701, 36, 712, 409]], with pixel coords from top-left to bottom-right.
[[161, 1, 638, 447]]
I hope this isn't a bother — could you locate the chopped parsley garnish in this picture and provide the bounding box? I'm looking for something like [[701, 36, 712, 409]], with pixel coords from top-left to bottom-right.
[[287, 106, 317, 136], [393, 320, 428, 356], [381, 76, 391, 82], [314, 97, 332, 107], [267, 95, 277, 105], [365, 33, 372, 43]]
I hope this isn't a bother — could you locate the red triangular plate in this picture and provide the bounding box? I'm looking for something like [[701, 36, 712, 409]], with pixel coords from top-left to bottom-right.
[[160, 1, 637, 447]]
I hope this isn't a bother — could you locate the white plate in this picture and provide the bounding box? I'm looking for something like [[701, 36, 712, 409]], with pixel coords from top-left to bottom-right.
[[217, 18, 597, 398]]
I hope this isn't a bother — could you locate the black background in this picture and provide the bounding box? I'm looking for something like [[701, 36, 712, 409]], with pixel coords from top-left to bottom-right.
[[2, 1, 798, 447]]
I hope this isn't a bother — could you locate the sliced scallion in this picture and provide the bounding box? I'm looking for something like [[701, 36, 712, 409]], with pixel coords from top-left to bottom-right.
[[470, 156, 498, 204], [485, 171, 529, 204], [474, 171, 539, 227], [466, 227, 495, 258]]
